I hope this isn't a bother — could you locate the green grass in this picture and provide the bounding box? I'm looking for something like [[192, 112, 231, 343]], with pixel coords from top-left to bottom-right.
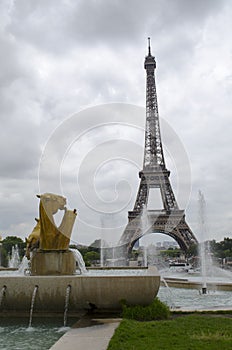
[[122, 297, 170, 321], [107, 315, 232, 350]]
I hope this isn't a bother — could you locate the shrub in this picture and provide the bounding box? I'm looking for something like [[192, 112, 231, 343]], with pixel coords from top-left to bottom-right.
[[121, 297, 170, 321]]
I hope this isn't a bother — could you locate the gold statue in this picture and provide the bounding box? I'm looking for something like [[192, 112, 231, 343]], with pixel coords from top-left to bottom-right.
[[25, 218, 40, 259], [26, 193, 77, 258]]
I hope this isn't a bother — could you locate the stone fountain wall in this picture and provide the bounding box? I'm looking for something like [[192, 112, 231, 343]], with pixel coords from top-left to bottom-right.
[[30, 250, 76, 275], [0, 267, 160, 313]]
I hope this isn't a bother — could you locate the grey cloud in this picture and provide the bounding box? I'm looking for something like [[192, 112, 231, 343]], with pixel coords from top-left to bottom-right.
[[6, 0, 226, 54], [0, 0, 231, 245]]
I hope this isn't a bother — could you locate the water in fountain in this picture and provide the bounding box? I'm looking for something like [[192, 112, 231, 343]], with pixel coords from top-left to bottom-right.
[[147, 244, 166, 270], [63, 285, 71, 327], [112, 245, 115, 266], [0, 244, 2, 267], [0, 318, 74, 350], [8, 244, 20, 268], [141, 205, 149, 234], [160, 278, 175, 309], [28, 285, 38, 328], [158, 285, 232, 311], [0, 285, 7, 307], [198, 190, 208, 294], [106, 244, 117, 267], [200, 242, 207, 294], [100, 239, 104, 267], [143, 246, 148, 267], [70, 248, 87, 274], [140, 206, 152, 267], [18, 256, 30, 275], [100, 216, 105, 267]]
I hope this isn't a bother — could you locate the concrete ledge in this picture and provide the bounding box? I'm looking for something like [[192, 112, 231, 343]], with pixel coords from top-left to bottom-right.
[[161, 278, 232, 291]]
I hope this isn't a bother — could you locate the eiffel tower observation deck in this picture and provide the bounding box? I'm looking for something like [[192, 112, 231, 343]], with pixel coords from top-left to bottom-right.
[[118, 38, 198, 255]]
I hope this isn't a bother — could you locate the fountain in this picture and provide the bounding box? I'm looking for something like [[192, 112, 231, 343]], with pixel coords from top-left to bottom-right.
[[0, 285, 6, 307], [158, 260, 232, 311], [158, 251, 232, 311], [160, 262, 232, 292], [135, 192, 232, 310], [63, 284, 71, 327], [143, 246, 148, 267], [28, 285, 38, 328], [0, 193, 160, 315], [198, 190, 208, 294], [70, 248, 87, 274], [156, 191, 232, 310], [8, 244, 20, 268]]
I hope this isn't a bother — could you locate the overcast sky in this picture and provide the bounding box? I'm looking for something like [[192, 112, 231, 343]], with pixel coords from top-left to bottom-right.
[[0, 0, 231, 247]]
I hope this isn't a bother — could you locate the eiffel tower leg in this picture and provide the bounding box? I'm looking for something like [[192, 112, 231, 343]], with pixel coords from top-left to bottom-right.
[[172, 220, 197, 251]]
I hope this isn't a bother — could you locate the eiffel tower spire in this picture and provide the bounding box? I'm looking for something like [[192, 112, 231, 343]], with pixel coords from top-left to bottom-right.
[[144, 37, 165, 169], [118, 38, 198, 253]]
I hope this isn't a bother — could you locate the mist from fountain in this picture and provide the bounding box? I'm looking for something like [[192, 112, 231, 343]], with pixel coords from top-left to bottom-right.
[[141, 205, 149, 235], [100, 239, 104, 267], [198, 190, 208, 294], [8, 245, 20, 268], [146, 245, 156, 266], [18, 256, 30, 275], [140, 205, 155, 267], [100, 216, 105, 267], [143, 246, 148, 267]]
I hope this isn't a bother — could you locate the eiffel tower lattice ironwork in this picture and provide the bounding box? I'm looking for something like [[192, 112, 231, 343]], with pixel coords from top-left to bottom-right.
[[118, 38, 198, 253]]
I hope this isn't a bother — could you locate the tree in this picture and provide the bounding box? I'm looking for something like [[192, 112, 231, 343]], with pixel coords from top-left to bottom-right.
[[1, 236, 26, 266], [160, 248, 181, 258], [210, 237, 232, 259], [0, 245, 8, 267], [186, 243, 198, 258], [83, 251, 100, 266]]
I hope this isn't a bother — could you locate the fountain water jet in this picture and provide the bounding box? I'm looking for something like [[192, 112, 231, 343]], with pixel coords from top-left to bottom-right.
[[63, 285, 71, 327], [141, 205, 150, 235], [198, 190, 208, 294], [160, 278, 176, 309], [28, 285, 38, 328], [0, 285, 6, 307], [143, 246, 148, 267], [18, 256, 30, 275], [8, 245, 20, 268], [100, 240, 104, 267], [70, 248, 87, 274]]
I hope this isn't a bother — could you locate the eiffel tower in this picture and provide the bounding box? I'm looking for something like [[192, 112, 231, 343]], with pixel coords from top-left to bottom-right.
[[118, 38, 198, 254]]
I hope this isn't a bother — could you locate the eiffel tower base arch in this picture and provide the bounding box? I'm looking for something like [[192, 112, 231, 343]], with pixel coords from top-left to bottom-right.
[[118, 210, 197, 258]]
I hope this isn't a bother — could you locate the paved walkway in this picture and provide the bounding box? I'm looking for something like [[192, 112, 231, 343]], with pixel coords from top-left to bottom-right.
[[50, 318, 121, 350]]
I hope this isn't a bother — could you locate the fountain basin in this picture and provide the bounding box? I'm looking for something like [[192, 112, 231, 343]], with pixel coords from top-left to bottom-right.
[[0, 267, 160, 312], [161, 277, 232, 291]]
